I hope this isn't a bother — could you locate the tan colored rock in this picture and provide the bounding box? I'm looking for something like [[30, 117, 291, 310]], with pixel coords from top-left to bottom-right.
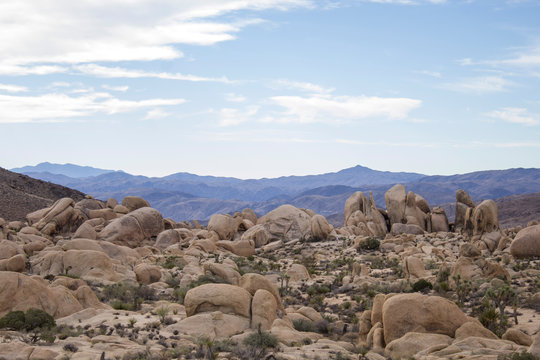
[[241, 208, 258, 224], [204, 262, 241, 285], [168, 311, 249, 340], [455, 321, 498, 340], [510, 224, 540, 259], [382, 293, 470, 344], [530, 331, 540, 357], [31, 249, 124, 283], [502, 328, 532, 346], [287, 263, 310, 282], [0, 254, 26, 272], [465, 199, 499, 236], [0, 240, 23, 260], [371, 293, 385, 325], [30, 198, 83, 236], [344, 192, 369, 226], [107, 198, 118, 208], [252, 289, 277, 330], [0, 272, 84, 318], [184, 284, 251, 317], [385, 332, 452, 359], [155, 228, 193, 249], [297, 306, 323, 323], [391, 223, 424, 236], [270, 318, 323, 346], [359, 310, 372, 343], [134, 263, 162, 284], [73, 221, 97, 239], [121, 196, 150, 212], [113, 204, 129, 214], [310, 214, 332, 240], [415, 194, 431, 214], [239, 273, 284, 312], [217, 239, 255, 257], [385, 184, 407, 226], [241, 224, 270, 248], [208, 214, 239, 240], [403, 256, 430, 279], [99, 207, 164, 248], [431, 207, 449, 232], [89, 208, 117, 220], [258, 204, 311, 242]]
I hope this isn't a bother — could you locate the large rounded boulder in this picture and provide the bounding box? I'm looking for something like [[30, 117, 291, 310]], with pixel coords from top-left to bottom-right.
[[510, 224, 540, 259], [208, 214, 239, 241], [99, 207, 164, 248], [385, 184, 407, 226], [184, 284, 252, 318], [382, 293, 470, 344], [257, 205, 311, 242]]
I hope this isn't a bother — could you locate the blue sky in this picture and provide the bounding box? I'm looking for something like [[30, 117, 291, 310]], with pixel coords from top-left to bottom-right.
[[1, 0, 539, 178]]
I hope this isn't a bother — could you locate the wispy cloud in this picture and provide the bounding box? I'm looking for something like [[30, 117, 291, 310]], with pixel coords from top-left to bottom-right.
[[76, 64, 231, 83], [272, 79, 335, 93], [144, 108, 171, 120], [0, 92, 185, 123], [218, 106, 260, 126], [486, 107, 539, 126], [441, 76, 513, 93], [266, 94, 421, 123], [102, 85, 129, 92], [0, 64, 68, 76], [0, 1, 312, 67], [225, 93, 247, 103], [0, 83, 28, 93]]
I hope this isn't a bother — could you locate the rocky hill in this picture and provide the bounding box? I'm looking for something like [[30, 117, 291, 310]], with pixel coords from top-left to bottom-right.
[[0, 186, 539, 359], [0, 167, 86, 221]]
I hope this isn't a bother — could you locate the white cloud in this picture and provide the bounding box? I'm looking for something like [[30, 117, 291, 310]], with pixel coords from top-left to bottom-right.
[[266, 94, 421, 123], [486, 107, 539, 126], [144, 108, 171, 120], [76, 64, 231, 83], [102, 85, 129, 92], [358, 0, 446, 4], [0, 83, 28, 93], [0, 92, 185, 123], [218, 106, 260, 126], [0, 0, 312, 68], [225, 93, 247, 102], [273, 79, 335, 93], [441, 76, 513, 93], [0, 64, 68, 76]]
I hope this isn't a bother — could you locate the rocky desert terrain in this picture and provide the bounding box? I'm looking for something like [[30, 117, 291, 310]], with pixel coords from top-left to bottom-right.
[[0, 184, 539, 360]]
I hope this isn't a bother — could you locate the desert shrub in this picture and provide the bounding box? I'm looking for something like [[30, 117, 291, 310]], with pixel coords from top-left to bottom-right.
[[0, 309, 56, 332], [24, 308, 55, 331], [63, 343, 79, 352], [293, 319, 314, 332], [306, 284, 330, 296], [0, 310, 26, 330], [101, 282, 156, 310], [314, 319, 331, 334], [358, 237, 380, 251], [412, 279, 433, 293], [162, 256, 186, 270], [243, 327, 278, 349]]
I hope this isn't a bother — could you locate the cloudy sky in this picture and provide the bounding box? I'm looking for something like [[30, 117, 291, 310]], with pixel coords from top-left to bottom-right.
[[1, 0, 539, 178]]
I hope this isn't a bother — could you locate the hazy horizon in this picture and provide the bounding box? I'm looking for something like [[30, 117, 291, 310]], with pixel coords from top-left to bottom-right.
[[1, 1, 539, 178]]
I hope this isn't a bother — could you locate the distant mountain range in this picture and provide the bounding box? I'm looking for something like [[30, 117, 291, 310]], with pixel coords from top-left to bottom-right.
[[10, 163, 540, 223]]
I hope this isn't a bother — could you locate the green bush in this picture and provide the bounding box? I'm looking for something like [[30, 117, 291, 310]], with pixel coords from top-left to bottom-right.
[[243, 327, 279, 349], [293, 319, 314, 332], [24, 308, 55, 331], [0, 310, 26, 330], [358, 237, 380, 251], [0, 309, 55, 332], [412, 279, 433, 293]]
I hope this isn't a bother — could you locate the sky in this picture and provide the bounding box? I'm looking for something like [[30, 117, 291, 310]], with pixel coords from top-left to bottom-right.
[[1, 0, 539, 179]]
